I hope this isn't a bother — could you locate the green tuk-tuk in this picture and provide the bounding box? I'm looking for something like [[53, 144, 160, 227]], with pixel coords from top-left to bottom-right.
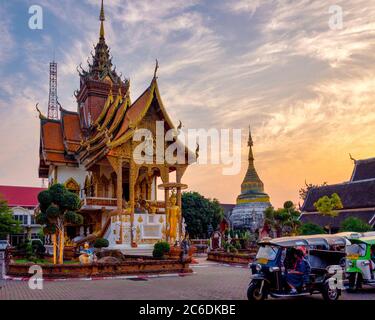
[[346, 236, 375, 291]]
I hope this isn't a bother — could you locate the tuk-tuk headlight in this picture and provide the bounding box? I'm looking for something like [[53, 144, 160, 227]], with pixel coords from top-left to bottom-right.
[[255, 264, 262, 272], [269, 267, 280, 272], [347, 260, 353, 268], [362, 261, 370, 267]]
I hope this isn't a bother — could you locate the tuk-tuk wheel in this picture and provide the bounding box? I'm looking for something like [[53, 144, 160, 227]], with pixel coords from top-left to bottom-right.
[[247, 282, 267, 301], [322, 283, 340, 301]]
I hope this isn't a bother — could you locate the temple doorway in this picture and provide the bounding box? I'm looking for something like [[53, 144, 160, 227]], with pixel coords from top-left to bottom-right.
[[123, 183, 129, 201]]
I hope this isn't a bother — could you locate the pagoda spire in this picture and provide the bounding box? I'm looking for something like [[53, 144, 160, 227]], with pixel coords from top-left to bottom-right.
[[99, 0, 106, 39], [248, 126, 254, 161], [240, 125, 264, 194]]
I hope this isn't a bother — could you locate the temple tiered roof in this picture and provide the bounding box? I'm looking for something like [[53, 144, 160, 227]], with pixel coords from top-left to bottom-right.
[[351, 157, 375, 181], [300, 156, 375, 231], [77, 0, 127, 87], [39, 0, 194, 178], [39, 75, 179, 176]]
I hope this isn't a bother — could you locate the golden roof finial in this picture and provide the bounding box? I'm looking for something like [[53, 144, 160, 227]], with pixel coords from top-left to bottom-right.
[[99, 0, 105, 39], [154, 59, 159, 79], [35, 103, 47, 120]]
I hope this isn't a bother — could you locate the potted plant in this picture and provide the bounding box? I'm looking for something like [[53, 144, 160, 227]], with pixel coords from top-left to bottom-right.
[[152, 241, 170, 259], [93, 238, 109, 253]]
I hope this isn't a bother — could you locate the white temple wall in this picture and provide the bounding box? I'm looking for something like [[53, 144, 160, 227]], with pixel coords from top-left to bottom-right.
[[107, 213, 167, 247], [49, 165, 87, 190]]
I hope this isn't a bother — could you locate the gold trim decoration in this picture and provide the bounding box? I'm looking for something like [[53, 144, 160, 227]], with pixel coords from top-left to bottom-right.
[[236, 197, 270, 204]]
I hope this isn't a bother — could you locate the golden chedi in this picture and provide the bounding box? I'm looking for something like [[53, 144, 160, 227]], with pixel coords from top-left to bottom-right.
[[230, 127, 271, 233]]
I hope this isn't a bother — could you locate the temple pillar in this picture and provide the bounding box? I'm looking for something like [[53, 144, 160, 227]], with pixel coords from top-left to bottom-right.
[[160, 166, 170, 242], [176, 166, 188, 238], [147, 177, 152, 201], [151, 176, 157, 201], [116, 158, 123, 211], [129, 160, 140, 246]]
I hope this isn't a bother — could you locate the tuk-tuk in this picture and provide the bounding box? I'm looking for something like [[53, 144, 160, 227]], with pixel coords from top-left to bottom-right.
[[346, 236, 375, 291], [248, 235, 347, 301]]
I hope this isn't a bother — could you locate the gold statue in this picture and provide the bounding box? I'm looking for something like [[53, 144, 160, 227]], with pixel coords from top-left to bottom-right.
[[167, 191, 181, 244]]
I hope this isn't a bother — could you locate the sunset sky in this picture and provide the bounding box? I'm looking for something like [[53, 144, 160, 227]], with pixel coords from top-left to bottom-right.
[[0, 0, 375, 208]]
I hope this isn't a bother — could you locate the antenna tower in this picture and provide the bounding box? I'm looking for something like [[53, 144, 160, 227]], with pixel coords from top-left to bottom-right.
[[48, 61, 60, 119]]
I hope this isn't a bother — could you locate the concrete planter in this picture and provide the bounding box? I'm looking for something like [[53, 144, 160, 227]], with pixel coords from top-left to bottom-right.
[[7, 257, 192, 279], [207, 251, 254, 265]]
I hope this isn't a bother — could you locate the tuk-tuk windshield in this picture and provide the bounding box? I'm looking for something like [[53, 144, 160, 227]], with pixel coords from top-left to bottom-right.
[[256, 246, 278, 261], [346, 243, 366, 257]]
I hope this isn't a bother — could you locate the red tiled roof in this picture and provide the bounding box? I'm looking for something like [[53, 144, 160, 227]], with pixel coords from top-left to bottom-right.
[[41, 121, 65, 152], [114, 85, 153, 140], [0, 186, 46, 208], [62, 112, 81, 143]]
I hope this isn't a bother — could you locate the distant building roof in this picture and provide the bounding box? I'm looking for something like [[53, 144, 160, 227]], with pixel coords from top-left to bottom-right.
[[300, 210, 375, 228], [351, 158, 375, 181], [221, 204, 235, 218], [0, 186, 46, 208], [302, 180, 375, 212]]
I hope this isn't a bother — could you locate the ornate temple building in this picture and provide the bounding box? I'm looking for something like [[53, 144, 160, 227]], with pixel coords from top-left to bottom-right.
[[230, 128, 271, 233], [38, 1, 193, 250], [300, 157, 375, 233]]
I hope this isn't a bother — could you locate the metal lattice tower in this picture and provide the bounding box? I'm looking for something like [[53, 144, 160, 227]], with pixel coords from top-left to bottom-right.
[[48, 61, 60, 120]]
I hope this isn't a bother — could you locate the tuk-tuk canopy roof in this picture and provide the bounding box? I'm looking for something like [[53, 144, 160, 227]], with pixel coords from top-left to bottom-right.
[[334, 232, 363, 239], [258, 234, 348, 248], [350, 236, 375, 245], [362, 232, 375, 237]]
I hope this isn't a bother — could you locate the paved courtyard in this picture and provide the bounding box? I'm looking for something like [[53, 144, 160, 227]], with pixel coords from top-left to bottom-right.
[[0, 258, 374, 300]]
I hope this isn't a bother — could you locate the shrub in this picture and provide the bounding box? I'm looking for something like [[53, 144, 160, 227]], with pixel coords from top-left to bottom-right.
[[32, 240, 46, 257], [340, 217, 373, 233], [300, 223, 326, 235], [234, 242, 242, 250], [94, 238, 110, 249], [153, 241, 170, 259], [229, 245, 238, 254], [223, 242, 231, 252]]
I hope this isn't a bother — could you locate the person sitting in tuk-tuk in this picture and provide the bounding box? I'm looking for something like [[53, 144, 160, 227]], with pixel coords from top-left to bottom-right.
[[371, 245, 375, 263], [371, 245, 375, 274], [286, 248, 310, 294]]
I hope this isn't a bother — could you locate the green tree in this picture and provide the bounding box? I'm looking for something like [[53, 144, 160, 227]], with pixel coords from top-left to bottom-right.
[[300, 223, 326, 235], [264, 206, 279, 236], [282, 201, 302, 236], [182, 192, 224, 239], [36, 184, 83, 264], [263, 202, 301, 237], [0, 196, 21, 239], [314, 193, 343, 234], [340, 217, 373, 233]]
